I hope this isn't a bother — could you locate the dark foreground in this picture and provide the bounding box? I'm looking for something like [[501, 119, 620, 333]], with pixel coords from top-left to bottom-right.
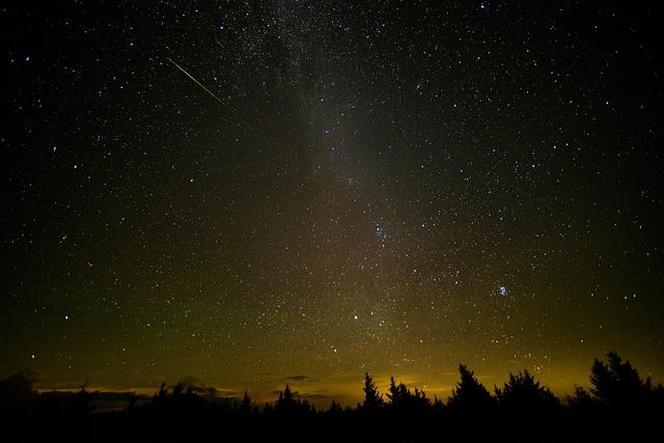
[[1, 352, 662, 442]]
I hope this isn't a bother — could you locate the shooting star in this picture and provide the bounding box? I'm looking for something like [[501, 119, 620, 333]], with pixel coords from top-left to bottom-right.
[[167, 57, 223, 105]]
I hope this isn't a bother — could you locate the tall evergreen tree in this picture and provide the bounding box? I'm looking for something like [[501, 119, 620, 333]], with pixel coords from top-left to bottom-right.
[[276, 384, 295, 412], [238, 390, 253, 414], [590, 351, 651, 407], [495, 370, 559, 415], [446, 364, 494, 415], [567, 385, 595, 413], [362, 373, 383, 410], [385, 376, 430, 412], [386, 376, 400, 407]]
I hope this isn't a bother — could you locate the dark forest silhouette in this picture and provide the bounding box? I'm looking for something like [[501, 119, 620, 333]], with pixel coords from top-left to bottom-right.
[[1, 351, 662, 442]]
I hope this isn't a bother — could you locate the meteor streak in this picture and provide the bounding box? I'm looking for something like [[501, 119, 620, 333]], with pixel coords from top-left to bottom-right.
[[167, 57, 223, 104]]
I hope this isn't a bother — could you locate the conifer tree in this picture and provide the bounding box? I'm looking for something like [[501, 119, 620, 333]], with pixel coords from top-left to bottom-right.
[[362, 373, 383, 410], [447, 364, 494, 415]]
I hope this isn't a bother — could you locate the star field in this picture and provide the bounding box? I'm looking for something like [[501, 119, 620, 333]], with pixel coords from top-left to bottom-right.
[[2, 1, 663, 404]]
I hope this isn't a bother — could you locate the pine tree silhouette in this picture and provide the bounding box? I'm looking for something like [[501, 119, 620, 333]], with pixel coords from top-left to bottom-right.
[[567, 385, 595, 414], [362, 373, 383, 410], [327, 400, 343, 415], [274, 384, 314, 416], [495, 370, 559, 416], [446, 364, 494, 416], [386, 376, 430, 413], [386, 376, 401, 408], [276, 384, 295, 413], [238, 390, 253, 415], [590, 351, 651, 408]]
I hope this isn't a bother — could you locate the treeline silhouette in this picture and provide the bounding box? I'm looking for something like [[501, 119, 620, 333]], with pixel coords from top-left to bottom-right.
[[1, 351, 662, 442]]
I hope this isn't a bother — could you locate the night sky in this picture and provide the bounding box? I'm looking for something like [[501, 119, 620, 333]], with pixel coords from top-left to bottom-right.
[[2, 1, 663, 405]]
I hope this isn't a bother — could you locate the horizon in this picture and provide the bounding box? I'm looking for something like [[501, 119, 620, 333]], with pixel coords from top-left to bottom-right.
[[25, 350, 663, 408]]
